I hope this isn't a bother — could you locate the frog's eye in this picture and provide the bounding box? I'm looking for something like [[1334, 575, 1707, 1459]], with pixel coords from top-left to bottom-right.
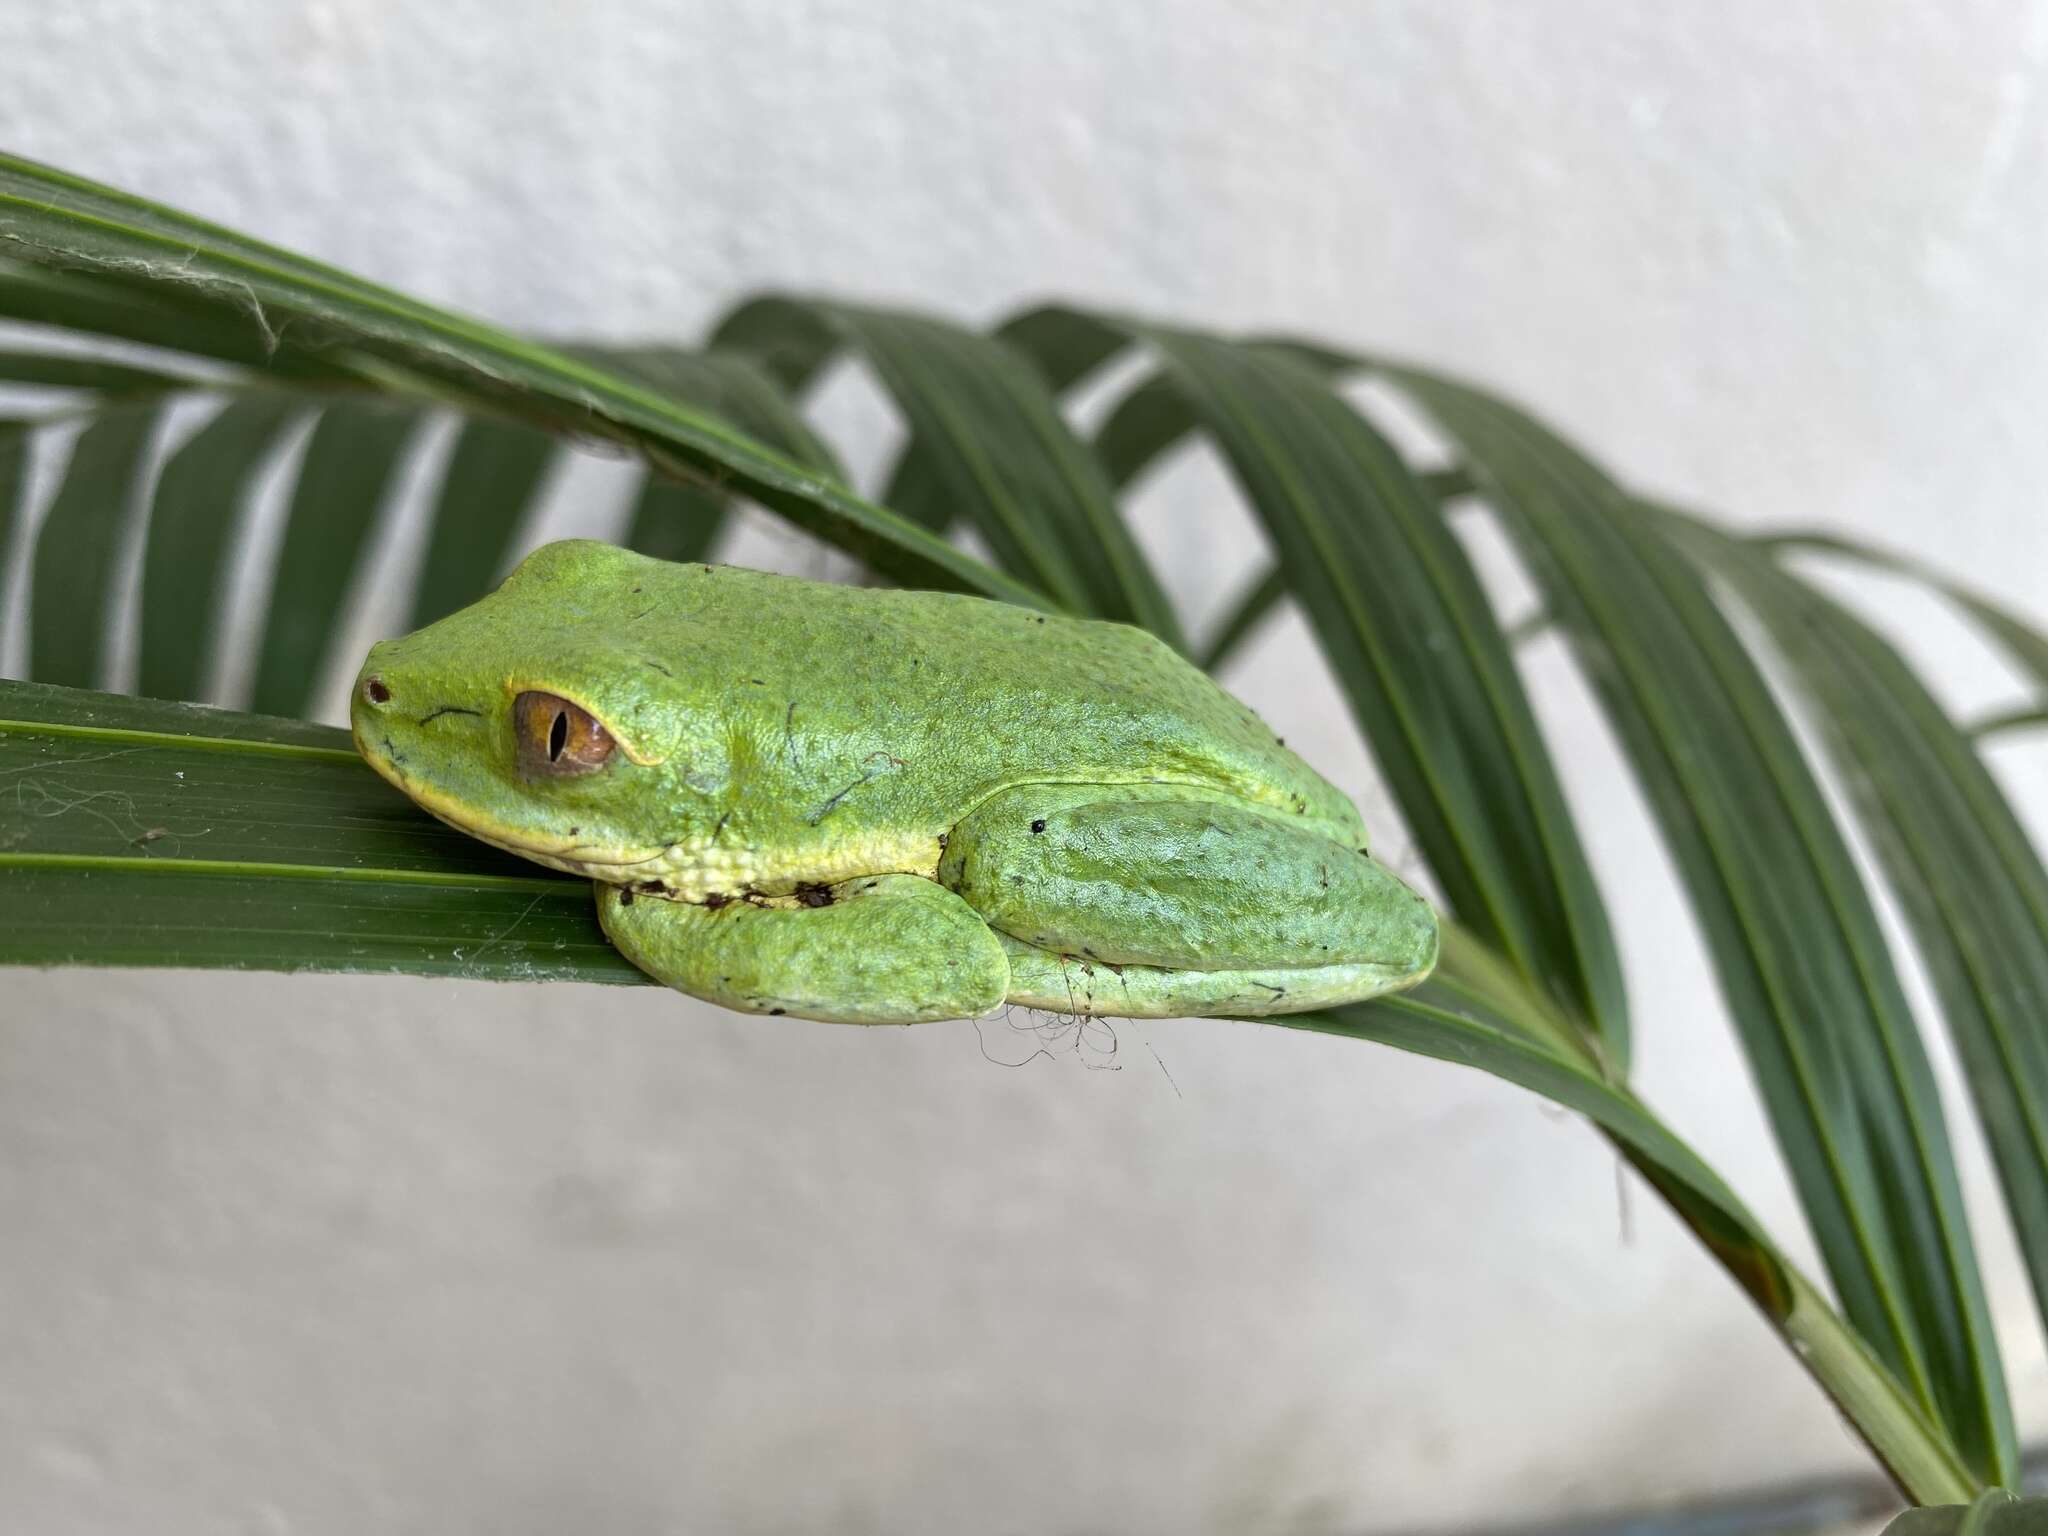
[[513, 691, 616, 777]]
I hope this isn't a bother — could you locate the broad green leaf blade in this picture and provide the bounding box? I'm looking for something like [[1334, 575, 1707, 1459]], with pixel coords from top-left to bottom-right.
[[1386, 366, 2014, 1485], [0, 259, 343, 378], [1668, 509, 2048, 1352], [1023, 314, 1628, 1068], [136, 393, 305, 702], [249, 400, 421, 717], [0, 679, 637, 982], [0, 154, 1039, 611], [717, 297, 1182, 643], [406, 417, 556, 628], [28, 403, 161, 687]]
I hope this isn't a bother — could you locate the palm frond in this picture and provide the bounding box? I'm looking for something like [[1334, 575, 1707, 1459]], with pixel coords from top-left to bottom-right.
[[1380, 365, 2016, 1486], [3, 161, 2046, 1503]]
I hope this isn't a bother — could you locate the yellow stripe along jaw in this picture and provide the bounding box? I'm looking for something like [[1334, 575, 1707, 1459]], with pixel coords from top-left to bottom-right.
[[362, 729, 943, 901]]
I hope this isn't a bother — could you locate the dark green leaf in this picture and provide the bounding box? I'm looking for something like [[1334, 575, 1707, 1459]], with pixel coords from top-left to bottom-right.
[[1386, 366, 2015, 1485], [0, 678, 635, 982], [0, 348, 201, 394], [0, 421, 26, 592], [0, 154, 1038, 610], [717, 297, 1181, 642], [136, 393, 305, 701], [589, 347, 846, 565], [1013, 314, 1628, 1068], [1668, 508, 2048, 1358], [1975, 708, 2048, 740], [29, 403, 161, 687], [249, 400, 420, 717], [707, 297, 842, 394], [0, 259, 339, 377], [1199, 563, 1289, 673], [1761, 530, 2048, 700], [406, 417, 557, 628]]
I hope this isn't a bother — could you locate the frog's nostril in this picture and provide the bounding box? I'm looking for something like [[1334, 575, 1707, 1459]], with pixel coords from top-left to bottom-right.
[[363, 676, 392, 706]]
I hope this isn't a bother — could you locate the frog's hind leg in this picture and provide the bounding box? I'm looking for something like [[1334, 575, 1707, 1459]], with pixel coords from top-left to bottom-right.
[[939, 784, 1437, 1018], [596, 874, 1009, 1024]]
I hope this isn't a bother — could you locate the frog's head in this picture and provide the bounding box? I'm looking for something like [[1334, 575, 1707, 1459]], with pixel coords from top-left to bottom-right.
[[350, 540, 723, 882]]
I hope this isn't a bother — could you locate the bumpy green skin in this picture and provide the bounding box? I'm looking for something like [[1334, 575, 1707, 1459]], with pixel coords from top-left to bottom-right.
[[352, 540, 1437, 1022]]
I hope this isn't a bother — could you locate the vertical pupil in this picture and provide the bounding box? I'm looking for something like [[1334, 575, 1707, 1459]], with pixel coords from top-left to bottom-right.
[[549, 710, 568, 761]]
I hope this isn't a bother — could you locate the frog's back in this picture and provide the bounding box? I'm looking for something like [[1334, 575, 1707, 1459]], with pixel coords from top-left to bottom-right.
[[584, 552, 1363, 843]]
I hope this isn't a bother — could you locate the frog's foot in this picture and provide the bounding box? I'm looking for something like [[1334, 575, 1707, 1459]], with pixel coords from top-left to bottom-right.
[[596, 873, 1008, 1024], [996, 936, 1419, 1018], [940, 785, 1437, 1018]]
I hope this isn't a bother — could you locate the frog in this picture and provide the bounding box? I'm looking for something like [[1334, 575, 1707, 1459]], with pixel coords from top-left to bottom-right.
[[350, 540, 1437, 1024]]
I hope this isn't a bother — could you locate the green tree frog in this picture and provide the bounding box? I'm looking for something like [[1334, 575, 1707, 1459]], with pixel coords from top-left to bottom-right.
[[352, 540, 1437, 1023]]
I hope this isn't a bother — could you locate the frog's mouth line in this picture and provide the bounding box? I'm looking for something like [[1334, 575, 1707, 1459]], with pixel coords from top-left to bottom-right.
[[353, 722, 668, 880]]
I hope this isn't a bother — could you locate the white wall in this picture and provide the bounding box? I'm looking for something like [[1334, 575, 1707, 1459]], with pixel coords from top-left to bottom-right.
[[3, 3, 2046, 1532]]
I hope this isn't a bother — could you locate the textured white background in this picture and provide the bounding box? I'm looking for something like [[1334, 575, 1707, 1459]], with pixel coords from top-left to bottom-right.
[[3, 2, 2047, 1533]]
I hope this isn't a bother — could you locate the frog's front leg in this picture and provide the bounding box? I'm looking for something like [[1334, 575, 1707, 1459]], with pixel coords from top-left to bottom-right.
[[596, 874, 1009, 1024], [940, 784, 1437, 1018]]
